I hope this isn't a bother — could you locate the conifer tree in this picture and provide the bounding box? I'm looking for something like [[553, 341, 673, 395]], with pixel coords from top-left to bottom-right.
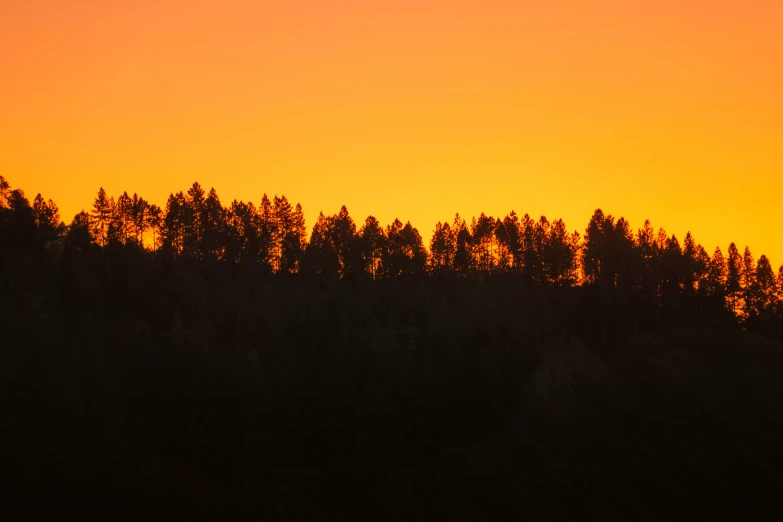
[[280, 202, 307, 272], [65, 211, 92, 250], [429, 221, 455, 273], [498, 212, 521, 270], [753, 255, 777, 315], [705, 247, 727, 298], [452, 214, 472, 275], [32, 194, 61, 244], [0, 175, 9, 208], [740, 246, 757, 318], [726, 243, 742, 314], [359, 216, 386, 278], [90, 187, 114, 246]]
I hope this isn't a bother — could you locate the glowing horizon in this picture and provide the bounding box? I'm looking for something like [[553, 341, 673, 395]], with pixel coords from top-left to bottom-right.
[[2, 1, 782, 265]]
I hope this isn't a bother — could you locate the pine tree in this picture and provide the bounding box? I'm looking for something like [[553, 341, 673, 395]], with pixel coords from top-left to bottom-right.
[[293, 203, 307, 247], [777, 265, 783, 310], [200, 188, 225, 260], [741, 246, 756, 289], [226, 200, 260, 264], [258, 194, 276, 266], [470, 213, 496, 272], [612, 217, 636, 289], [499, 211, 521, 270], [429, 221, 454, 273], [726, 243, 742, 315], [0, 175, 10, 208], [32, 194, 61, 244], [113, 191, 133, 244], [452, 214, 472, 275], [582, 209, 608, 285], [272, 195, 294, 270], [280, 202, 307, 272], [303, 211, 339, 280], [740, 246, 757, 318], [90, 187, 114, 246], [693, 244, 711, 294], [401, 221, 427, 276], [635, 220, 657, 294], [360, 216, 386, 278], [682, 232, 698, 294], [128, 193, 149, 245], [146, 203, 162, 249], [331, 205, 357, 278], [3, 189, 38, 251], [516, 213, 533, 280], [65, 211, 93, 250], [753, 255, 777, 315], [660, 235, 683, 302], [162, 192, 187, 256], [705, 247, 727, 298], [183, 182, 206, 257], [384, 219, 426, 277]]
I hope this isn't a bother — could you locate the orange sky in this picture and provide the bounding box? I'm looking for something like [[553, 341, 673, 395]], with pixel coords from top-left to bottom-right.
[[2, 0, 782, 265]]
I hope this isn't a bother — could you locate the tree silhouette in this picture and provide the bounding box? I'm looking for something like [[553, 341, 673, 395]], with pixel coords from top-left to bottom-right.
[[161, 192, 187, 256], [383, 219, 426, 277], [358, 216, 386, 278], [471, 213, 496, 272], [146, 203, 163, 249], [184, 182, 207, 258], [271, 195, 293, 270], [330, 206, 358, 278], [90, 188, 114, 246], [226, 200, 259, 264], [497, 212, 521, 270], [112, 191, 134, 244], [726, 243, 742, 315], [258, 194, 277, 267], [32, 194, 62, 245], [429, 221, 455, 274], [125, 193, 151, 245], [752, 255, 777, 315], [705, 247, 727, 299], [740, 246, 757, 318], [545, 218, 580, 286], [582, 209, 607, 285], [610, 217, 636, 290], [65, 211, 92, 251], [279, 202, 307, 273], [635, 220, 658, 295], [2, 189, 38, 252], [778, 265, 783, 306], [201, 188, 226, 260], [0, 175, 10, 207], [519, 213, 540, 283], [303, 211, 340, 282], [660, 234, 684, 305], [682, 232, 699, 295], [452, 214, 472, 275]]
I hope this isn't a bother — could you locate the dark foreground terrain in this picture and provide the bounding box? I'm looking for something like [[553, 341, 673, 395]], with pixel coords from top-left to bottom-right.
[[3, 256, 783, 519]]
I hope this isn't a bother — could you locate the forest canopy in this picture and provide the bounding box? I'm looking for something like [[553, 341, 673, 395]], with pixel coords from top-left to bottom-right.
[[1, 175, 782, 336]]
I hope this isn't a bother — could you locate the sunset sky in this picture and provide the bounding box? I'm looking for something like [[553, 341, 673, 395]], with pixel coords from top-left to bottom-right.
[[2, 1, 782, 263]]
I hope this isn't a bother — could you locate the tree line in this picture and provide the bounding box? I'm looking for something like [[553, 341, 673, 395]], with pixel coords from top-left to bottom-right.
[[1, 175, 782, 325]]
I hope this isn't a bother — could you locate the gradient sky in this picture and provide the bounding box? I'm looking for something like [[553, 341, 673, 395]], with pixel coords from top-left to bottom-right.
[[2, 1, 782, 264]]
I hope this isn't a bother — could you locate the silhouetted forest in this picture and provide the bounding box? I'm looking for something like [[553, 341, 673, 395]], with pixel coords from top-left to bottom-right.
[[2, 175, 783, 519]]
